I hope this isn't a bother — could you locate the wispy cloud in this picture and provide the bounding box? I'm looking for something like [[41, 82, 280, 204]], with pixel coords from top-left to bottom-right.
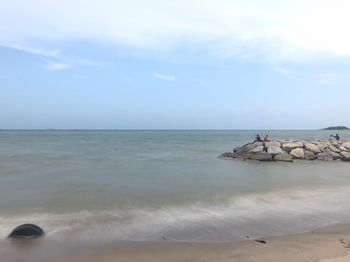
[[154, 73, 176, 81], [7, 45, 61, 58], [1, 43, 103, 71], [1, 1, 350, 62], [275, 67, 293, 76], [45, 62, 69, 71]]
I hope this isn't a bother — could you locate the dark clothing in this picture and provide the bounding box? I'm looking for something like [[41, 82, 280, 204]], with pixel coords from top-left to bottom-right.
[[255, 135, 262, 142]]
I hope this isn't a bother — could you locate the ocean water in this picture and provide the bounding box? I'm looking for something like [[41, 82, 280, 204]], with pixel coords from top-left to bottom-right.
[[0, 130, 350, 244]]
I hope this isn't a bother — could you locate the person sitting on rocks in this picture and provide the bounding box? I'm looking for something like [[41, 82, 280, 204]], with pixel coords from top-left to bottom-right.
[[264, 135, 272, 142], [329, 135, 335, 141], [335, 134, 340, 140], [254, 134, 262, 142]]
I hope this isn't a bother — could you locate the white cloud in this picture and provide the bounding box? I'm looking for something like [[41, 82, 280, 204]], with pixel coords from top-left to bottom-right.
[[1, 43, 103, 71], [7, 45, 61, 58], [45, 62, 69, 71], [154, 73, 176, 81], [1, 0, 350, 62], [275, 67, 293, 76]]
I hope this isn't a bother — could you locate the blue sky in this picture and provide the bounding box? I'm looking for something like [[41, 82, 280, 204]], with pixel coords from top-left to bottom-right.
[[0, 0, 349, 129]]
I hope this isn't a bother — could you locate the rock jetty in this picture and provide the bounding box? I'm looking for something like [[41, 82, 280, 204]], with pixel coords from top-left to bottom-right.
[[219, 140, 350, 162]]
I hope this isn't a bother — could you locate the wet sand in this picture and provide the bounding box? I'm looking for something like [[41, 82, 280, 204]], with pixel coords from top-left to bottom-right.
[[2, 224, 350, 262]]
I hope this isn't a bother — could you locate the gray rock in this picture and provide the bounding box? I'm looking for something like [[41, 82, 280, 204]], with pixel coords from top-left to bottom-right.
[[340, 151, 350, 161], [339, 146, 349, 152], [290, 148, 305, 159], [329, 151, 342, 160], [218, 152, 235, 159], [267, 146, 283, 154], [232, 146, 240, 153], [317, 153, 333, 161], [331, 140, 339, 146], [274, 152, 293, 162], [249, 146, 265, 153], [264, 141, 281, 148], [8, 224, 45, 239], [342, 142, 350, 151], [304, 150, 317, 160], [315, 143, 327, 152], [329, 145, 341, 153], [232, 151, 253, 159], [304, 143, 321, 154], [237, 142, 262, 153], [250, 152, 273, 161], [282, 142, 304, 152]]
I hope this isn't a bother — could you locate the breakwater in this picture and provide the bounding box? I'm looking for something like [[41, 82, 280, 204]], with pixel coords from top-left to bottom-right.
[[220, 140, 350, 162]]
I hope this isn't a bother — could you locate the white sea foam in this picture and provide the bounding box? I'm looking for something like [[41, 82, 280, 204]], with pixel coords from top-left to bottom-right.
[[1, 185, 350, 242]]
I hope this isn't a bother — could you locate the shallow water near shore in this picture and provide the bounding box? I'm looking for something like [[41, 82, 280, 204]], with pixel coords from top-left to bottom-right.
[[0, 130, 350, 246]]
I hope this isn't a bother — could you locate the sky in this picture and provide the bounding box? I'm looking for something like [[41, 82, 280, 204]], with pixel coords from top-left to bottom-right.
[[1, 0, 350, 129]]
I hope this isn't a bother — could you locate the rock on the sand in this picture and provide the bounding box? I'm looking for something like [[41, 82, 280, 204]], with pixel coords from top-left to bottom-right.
[[8, 224, 45, 239]]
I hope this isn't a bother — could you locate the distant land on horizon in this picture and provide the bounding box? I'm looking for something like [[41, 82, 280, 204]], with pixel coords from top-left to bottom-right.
[[320, 126, 350, 130]]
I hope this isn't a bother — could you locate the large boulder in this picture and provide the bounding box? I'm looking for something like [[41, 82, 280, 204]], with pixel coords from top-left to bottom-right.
[[290, 148, 305, 159], [315, 142, 328, 152], [339, 146, 350, 152], [317, 153, 333, 161], [282, 142, 304, 152], [8, 224, 45, 239], [267, 146, 283, 154], [329, 145, 341, 153], [331, 140, 339, 146], [340, 151, 350, 161], [304, 143, 321, 154], [232, 151, 253, 159], [249, 146, 264, 153], [264, 141, 281, 148], [329, 151, 342, 160], [342, 142, 350, 151], [250, 152, 273, 161], [236, 142, 262, 153], [274, 152, 293, 162], [304, 150, 317, 160]]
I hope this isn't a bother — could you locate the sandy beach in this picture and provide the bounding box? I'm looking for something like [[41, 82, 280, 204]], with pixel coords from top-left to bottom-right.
[[0, 224, 349, 262]]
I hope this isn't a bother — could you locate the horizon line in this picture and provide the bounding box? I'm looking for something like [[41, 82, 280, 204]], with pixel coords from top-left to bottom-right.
[[0, 128, 339, 131]]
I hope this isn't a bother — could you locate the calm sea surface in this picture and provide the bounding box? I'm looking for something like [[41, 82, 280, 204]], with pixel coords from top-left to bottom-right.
[[0, 130, 350, 243]]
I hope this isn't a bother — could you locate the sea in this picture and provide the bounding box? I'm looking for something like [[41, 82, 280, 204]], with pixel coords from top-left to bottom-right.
[[0, 130, 350, 245]]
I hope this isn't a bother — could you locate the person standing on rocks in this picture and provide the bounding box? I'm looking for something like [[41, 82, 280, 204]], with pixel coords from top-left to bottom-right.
[[264, 135, 272, 142]]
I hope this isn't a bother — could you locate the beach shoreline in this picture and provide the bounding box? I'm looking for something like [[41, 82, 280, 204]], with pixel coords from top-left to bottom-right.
[[2, 223, 350, 262]]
